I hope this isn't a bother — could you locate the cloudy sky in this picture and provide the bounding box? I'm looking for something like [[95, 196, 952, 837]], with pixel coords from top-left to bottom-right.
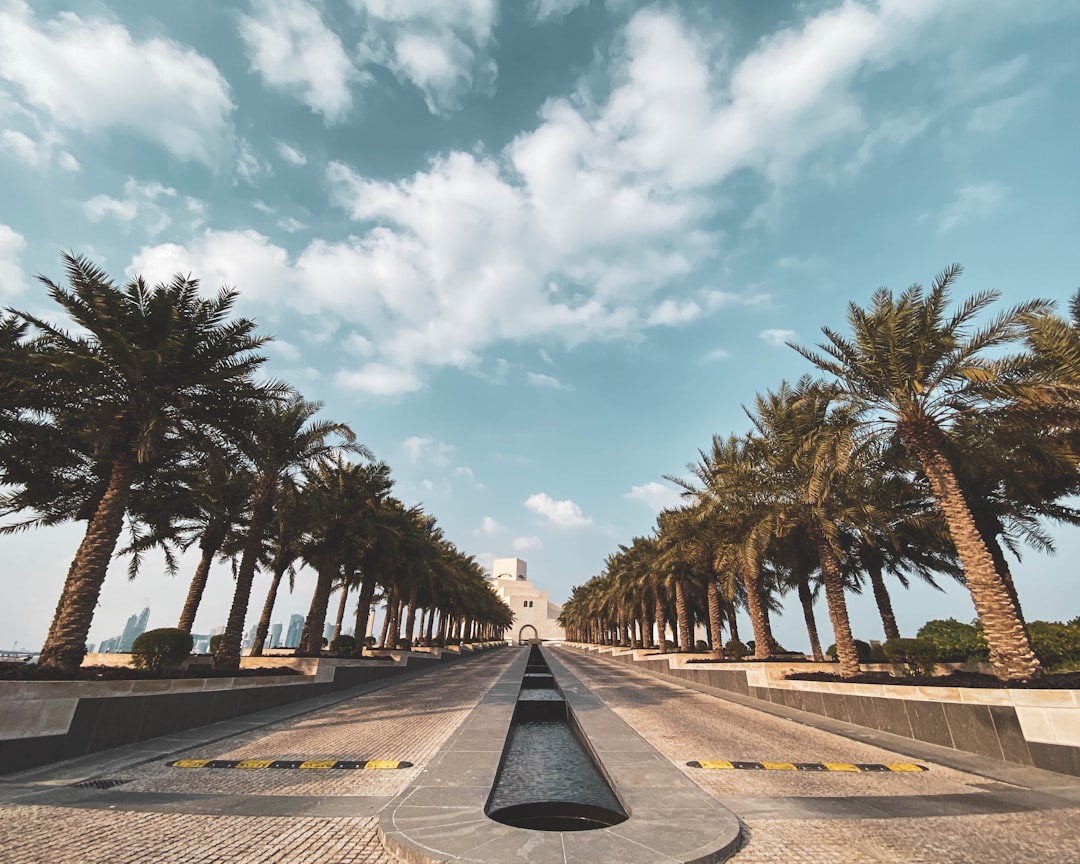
[[2, 0, 1079, 653]]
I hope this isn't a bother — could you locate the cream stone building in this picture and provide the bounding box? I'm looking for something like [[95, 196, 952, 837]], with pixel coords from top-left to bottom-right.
[[489, 557, 565, 643]]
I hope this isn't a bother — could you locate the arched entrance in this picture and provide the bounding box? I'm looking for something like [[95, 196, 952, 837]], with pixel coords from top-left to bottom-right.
[[517, 625, 538, 645]]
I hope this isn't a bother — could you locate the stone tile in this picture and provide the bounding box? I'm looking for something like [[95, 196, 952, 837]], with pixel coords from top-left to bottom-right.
[[987, 706, 1033, 766], [941, 702, 1003, 761], [1045, 705, 1080, 747], [906, 698, 955, 749]]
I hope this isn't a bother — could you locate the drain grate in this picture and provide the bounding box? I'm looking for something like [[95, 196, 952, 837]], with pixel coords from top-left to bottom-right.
[[70, 777, 130, 789]]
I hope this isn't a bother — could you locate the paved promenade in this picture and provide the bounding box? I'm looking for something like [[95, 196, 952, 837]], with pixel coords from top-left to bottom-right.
[[3, 645, 1079, 863], [553, 648, 1080, 864]]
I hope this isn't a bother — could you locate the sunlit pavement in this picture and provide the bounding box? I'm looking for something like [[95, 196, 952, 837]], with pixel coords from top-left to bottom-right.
[[3, 645, 1078, 863], [553, 647, 1080, 864]]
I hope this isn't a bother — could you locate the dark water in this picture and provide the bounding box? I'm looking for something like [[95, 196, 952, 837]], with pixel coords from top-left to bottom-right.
[[487, 721, 623, 813]]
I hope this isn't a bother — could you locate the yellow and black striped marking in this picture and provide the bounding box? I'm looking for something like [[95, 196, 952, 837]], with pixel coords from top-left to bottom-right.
[[166, 758, 413, 770], [686, 760, 927, 772]]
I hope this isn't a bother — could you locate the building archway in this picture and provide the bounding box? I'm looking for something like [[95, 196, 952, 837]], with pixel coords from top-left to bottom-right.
[[517, 625, 538, 645]]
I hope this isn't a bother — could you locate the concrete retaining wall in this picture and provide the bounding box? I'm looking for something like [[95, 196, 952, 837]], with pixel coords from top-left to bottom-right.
[[0, 643, 500, 775], [571, 644, 1080, 778]]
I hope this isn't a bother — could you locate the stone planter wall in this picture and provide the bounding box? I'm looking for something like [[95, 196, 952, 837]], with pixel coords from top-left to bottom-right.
[[0, 643, 501, 775], [569, 644, 1080, 778]]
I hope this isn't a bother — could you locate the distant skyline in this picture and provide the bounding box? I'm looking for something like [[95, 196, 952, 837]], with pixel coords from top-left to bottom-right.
[[2, 1, 1080, 655]]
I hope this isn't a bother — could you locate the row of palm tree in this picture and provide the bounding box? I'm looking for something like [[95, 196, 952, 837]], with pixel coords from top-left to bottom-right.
[[561, 265, 1080, 682], [1, 255, 512, 674]]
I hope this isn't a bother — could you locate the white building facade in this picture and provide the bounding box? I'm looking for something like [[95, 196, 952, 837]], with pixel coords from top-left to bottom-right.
[[489, 557, 565, 643]]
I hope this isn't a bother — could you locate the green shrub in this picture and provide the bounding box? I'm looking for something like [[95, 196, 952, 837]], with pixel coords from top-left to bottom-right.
[[826, 640, 872, 663], [724, 638, 748, 660], [131, 628, 194, 673], [883, 637, 938, 677], [660, 639, 676, 653], [867, 640, 888, 663], [329, 635, 355, 655], [208, 634, 224, 655], [395, 637, 412, 651], [694, 639, 709, 652], [1028, 621, 1080, 670], [364, 635, 377, 648], [916, 618, 988, 662]]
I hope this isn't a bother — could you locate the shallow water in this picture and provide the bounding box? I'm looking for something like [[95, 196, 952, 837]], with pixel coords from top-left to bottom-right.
[[487, 720, 623, 812]]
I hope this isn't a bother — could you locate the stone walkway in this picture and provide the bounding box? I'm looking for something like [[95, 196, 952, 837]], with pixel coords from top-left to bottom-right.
[[552, 647, 1080, 864], [3, 646, 1079, 863]]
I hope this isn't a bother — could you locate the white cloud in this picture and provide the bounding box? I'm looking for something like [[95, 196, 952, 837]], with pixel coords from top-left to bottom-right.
[[475, 516, 504, 536], [127, 2, 992, 396], [0, 2, 233, 164], [336, 363, 422, 396], [647, 298, 702, 327], [277, 217, 308, 233], [0, 128, 78, 171], [939, 182, 1008, 233], [530, 0, 589, 22], [240, 0, 356, 123], [268, 339, 302, 362], [401, 434, 453, 466], [352, 0, 499, 114], [235, 138, 270, 185], [83, 178, 179, 236], [524, 492, 592, 528], [276, 140, 308, 165], [454, 466, 475, 479], [624, 481, 683, 513], [513, 535, 543, 551], [538, 348, 554, 365], [760, 328, 796, 347], [526, 371, 567, 389], [967, 88, 1039, 134], [701, 347, 729, 362], [0, 224, 28, 299]]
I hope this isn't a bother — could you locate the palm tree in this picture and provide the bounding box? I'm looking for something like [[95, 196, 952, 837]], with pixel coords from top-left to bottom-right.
[[213, 396, 359, 671], [792, 265, 1048, 680], [14, 256, 274, 672], [248, 479, 306, 656]]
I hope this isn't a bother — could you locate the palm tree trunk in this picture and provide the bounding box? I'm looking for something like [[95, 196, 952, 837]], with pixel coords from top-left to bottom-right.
[[39, 453, 137, 672], [725, 599, 740, 644], [796, 574, 825, 661], [249, 565, 285, 657], [905, 425, 1041, 680], [351, 574, 378, 657], [331, 584, 349, 643], [436, 609, 447, 646], [706, 578, 725, 659], [816, 536, 860, 678], [417, 607, 427, 643], [299, 558, 337, 656], [655, 598, 668, 650], [426, 608, 437, 644], [867, 562, 900, 641], [675, 577, 691, 651], [214, 480, 275, 672], [378, 593, 394, 647], [974, 510, 1026, 625], [177, 529, 224, 633], [404, 586, 418, 643], [743, 568, 772, 660]]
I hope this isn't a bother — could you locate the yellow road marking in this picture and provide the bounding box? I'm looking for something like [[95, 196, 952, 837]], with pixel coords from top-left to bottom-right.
[[760, 762, 797, 770], [697, 760, 735, 770], [237, 759, 275, 769], [299, 760, 337, 769], [170, 759, 210, 768], [822, 763, 860, 772], [885, 763, 927, 772]]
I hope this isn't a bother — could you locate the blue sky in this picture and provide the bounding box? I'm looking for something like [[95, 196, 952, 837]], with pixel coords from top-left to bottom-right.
[[2, 0, 1079, 653]]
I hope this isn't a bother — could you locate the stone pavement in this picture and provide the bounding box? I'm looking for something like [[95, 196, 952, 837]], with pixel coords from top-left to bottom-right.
[[3, 645, 1079, 863], [552, 647, 1080, 864]]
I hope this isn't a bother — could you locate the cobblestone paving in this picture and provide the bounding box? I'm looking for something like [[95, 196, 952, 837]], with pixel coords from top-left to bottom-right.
[[0, 651, 516, 864], [554, 648, 1080, 864]]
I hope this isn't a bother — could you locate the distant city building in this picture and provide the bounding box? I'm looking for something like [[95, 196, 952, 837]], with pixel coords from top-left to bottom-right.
[[242, 624, 257, 650], [285, 614, 304, 649], [98, 636, 119, 653], [489, 558, 564, 643], [270, 622, 283, 649], [323, 622, 334, 645], [191, 635, 210, 654], [117, 607, 150, 652], [85, 643, 95, 654]]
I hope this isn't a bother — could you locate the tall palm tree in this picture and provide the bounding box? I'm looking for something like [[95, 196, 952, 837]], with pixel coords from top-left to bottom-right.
[[15, 256, 274, 672], [248, 479, 306, 656], [213, 397, 359, 671], [792, 265, 1048, 680]]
